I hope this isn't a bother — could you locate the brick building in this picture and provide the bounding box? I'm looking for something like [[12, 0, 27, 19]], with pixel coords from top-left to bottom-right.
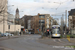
[[31, 13, 52, 34], [20, 13, 52, 34]]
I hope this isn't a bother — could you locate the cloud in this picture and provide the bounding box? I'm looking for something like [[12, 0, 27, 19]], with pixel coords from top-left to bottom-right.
[[8, 0, 75, 18]]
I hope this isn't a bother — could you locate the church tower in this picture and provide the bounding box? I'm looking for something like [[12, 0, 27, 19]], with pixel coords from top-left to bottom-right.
[[15, 8, 19, 19], [15, 8, 20, 24]]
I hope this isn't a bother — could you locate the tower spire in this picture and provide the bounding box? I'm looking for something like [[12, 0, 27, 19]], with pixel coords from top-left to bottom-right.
[[15, 8, 19, 19]]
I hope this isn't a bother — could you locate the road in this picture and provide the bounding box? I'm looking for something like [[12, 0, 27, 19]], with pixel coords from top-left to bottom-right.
[[0, 35, 75, 50]]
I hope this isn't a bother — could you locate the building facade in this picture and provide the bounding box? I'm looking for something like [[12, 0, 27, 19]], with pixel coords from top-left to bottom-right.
[[0, 0, 8, 33], [68, 9, 75, 29], [20, 13, 53, 34], [0, 1, 21, 33], [68, 9, 75, 34], [31, 13, 52, 34], [20, 15, 33, 29]]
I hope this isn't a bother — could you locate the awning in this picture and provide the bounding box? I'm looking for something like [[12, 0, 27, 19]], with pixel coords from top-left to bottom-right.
[[21, 26, 24, 28]]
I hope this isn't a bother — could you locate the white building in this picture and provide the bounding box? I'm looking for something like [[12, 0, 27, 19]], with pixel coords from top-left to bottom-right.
[[0, 0, 21, 33]]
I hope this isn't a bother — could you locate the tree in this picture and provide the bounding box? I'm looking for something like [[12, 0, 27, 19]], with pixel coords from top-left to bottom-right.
[[0, 0, 7, 13], [0, 0, 7, 22], [31, 16, 39, 33], [0, 0, 7, 33]]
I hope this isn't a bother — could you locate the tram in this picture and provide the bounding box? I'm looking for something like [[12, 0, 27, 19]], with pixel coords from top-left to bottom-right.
[[52, 25, 61, 37]]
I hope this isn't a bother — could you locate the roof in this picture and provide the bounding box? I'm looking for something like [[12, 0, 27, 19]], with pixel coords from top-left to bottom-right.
[[16, 8, 19, 12], [69, 9, 75, 15]]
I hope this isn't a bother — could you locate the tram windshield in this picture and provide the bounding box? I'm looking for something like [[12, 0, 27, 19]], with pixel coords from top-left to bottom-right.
[[52, 29, 60, 34]]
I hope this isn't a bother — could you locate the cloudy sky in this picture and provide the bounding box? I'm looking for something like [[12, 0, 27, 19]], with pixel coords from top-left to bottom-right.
[[8, 0, 75, 20]]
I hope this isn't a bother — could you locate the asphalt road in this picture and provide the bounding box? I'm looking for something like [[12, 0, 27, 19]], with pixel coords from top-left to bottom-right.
[[0, 35, 75, 50]]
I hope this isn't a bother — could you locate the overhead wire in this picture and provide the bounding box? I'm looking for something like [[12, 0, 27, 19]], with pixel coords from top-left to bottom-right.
[[54, 0, 70, 10]]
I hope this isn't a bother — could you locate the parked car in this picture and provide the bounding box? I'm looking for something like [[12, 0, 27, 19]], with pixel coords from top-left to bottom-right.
[[29, 32, 31, 34], [3, 33, 14, 36], [31, 32, 34, 34], [0, 33, 4, 37]]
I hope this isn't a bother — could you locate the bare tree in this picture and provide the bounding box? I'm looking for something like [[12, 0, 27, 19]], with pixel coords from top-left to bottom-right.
[[0, 0, 7, 22], [0, 0, 7, 33], [31, 16, 39, 33], [0, 0, 7, 13]]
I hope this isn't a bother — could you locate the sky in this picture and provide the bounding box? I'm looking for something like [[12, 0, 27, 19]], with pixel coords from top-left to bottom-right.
[[8, 0, 75, 25]]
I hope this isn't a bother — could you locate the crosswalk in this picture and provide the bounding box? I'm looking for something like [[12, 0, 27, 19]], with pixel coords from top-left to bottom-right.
[[53, 39, 62, 42]]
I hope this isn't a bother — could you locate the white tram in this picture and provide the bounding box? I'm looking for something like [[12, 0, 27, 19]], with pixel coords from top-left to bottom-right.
[[52, 25, 61, 37]]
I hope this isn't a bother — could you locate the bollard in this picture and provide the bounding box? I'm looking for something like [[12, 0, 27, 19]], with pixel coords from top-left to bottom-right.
[[67, 35, 70, 42]]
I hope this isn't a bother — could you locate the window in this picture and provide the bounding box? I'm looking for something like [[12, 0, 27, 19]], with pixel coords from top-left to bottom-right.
[[8, 25, 10, 29], [39, 15, 45, 18], [39, 20, 45, 23]]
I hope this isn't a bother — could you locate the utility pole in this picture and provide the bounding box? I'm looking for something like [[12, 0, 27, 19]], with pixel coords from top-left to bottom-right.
[[65, 10, 67, 35], [61, 14, 64, 37]]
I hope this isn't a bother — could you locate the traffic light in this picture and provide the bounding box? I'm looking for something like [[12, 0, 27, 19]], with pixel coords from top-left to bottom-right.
[[39, 29, 41, 31]]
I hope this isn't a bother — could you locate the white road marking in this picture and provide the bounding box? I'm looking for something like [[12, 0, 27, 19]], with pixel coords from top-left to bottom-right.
[[58, 39, 62, 42]]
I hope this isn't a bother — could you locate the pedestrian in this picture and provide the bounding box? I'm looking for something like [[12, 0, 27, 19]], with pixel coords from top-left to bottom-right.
[[49, 30, 51, 38], [49, 30, 51, 35], [46, 29, 49, 37], [20, 32, 21, 35]]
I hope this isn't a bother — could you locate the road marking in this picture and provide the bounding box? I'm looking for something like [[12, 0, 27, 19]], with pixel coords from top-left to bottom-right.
[[58, 39, 62, 42], [53, 39, 62, 43]]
